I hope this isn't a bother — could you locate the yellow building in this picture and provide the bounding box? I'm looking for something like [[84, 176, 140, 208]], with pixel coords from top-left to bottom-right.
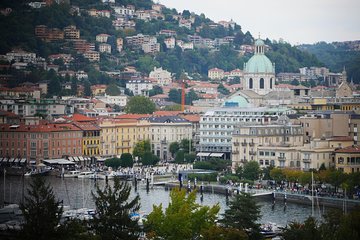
[[98, 117, 150, 158], [74, 122, 101, 156], [335, 145, 360, 173]]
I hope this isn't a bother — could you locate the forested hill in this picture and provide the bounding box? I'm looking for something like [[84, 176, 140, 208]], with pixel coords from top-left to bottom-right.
[[0, 0, 324, 81], [299, 42, 360, 83]]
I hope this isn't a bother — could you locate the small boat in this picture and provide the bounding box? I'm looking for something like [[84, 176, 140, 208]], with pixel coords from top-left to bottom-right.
[[24, 167, 52, 177], [77, 171, 95, 179], [260, 222, 282, 238], [62, 170, 81, 178], [62, 208, 96, 220], [96, 171, 116, 180]]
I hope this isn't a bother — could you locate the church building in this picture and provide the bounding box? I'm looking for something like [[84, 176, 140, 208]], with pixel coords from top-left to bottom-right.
[[243, 38, 275, 95]]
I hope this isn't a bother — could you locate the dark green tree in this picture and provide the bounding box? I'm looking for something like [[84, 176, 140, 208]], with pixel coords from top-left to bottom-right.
[[186, 89, 200, 105], [218, 83, 230, 95], [19, 176, 63, 240], [242, 161, 260, 181], [282, 217, 321, 240], [201, 226, 248, 240], [105, 83, 121, 96], [220, 193, 261, 240], [184, 152, 196, 163], [169, 141, 180, 157], [175, 150, 185, 164], [148, 85, 163, 97], [144, 189, 219, 240], [133, 140, 151, 159], [71, 77, 78, 96], [136, 55, 159, 74], [168, 88, 181, 104], [84, 80, 92, 97], [105, 157, 122, 169], [125, 96, 156, 114], [91, 179, 141, 240], [142, 151, 159, 166], [48, 74, 61, 97], [120, 153, 134, 167], [180, 139, 193, 153]]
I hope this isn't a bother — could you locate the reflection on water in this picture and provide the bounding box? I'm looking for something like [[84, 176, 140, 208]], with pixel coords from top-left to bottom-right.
[[1, 176, 321, 226]]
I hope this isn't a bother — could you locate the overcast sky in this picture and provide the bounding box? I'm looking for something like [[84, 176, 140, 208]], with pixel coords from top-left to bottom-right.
[[160, 0, 360, 45]]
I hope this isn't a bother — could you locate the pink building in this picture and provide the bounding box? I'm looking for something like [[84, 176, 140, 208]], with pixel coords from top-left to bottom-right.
[[0, 122, 83, 164]]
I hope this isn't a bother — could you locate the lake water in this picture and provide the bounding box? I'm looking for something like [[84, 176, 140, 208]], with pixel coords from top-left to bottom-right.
[[0, 176, 322, 226]]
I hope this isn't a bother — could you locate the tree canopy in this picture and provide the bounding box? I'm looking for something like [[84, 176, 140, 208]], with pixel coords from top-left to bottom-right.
[[125, 96, 156, 114], [144, 188, 220, 240], [133, 140, 151, 159], [19, 176, 63, 240], [91, 179, 141, 240], [220, 193, 261, 240], [105, 83, 121, 96]]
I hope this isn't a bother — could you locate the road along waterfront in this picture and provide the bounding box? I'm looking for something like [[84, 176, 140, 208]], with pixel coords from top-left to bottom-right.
[[0, 175, 327, 227]]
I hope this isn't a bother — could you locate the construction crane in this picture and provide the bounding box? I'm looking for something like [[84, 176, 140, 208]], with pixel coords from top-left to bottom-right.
[[181, 79, 185, 112]]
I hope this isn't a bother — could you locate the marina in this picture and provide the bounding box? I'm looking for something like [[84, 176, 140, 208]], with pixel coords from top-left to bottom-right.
[[1, 175, 326, 227]]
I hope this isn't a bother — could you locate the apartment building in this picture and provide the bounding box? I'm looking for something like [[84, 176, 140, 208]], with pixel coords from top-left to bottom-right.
[[98, 118, 150, 157], [335, 145, 360, 173], [198, 106, 292, 158], [147, 116, 192, 160], [126, 80, 153, 96], [0, 123, 83, 164]]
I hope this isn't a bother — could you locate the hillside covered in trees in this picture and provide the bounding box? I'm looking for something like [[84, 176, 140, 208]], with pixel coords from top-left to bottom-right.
[[300, 41, 360, 83], [0, 0, 355, 83]]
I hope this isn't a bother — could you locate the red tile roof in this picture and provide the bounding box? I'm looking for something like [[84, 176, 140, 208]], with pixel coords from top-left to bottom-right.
[[180, 114, 200, 122], [73, 122, 100, 131], [335, 145, 360, 153], [115, 114, 151, 120], [0, 123, 82, 133], [153, 111, 182, 116], [0, 110, 18, 117], [67, 113, 96, 122]]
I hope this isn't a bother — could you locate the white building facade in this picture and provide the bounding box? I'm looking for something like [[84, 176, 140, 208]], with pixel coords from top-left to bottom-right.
[[149, 67, 172, 86]]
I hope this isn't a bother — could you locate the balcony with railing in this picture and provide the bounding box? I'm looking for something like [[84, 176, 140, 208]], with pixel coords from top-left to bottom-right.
[[87, 144, 99, 148], [116, 145, 131, 149], [233, 142, 239, 146], [241, 142, 247, 147], [232, 150, 239, 155], [302, 158, 311, 163], [240, 158, 248, 163], [249, 150, 256, 155], [278, 156, 286, 161], [249, 142, 255, 147]]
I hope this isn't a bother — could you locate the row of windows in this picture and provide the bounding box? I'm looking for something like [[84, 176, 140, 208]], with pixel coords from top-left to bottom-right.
[[201, 139, 231, 143], [249, 78, 273, 89], [201, 117, 263, 122], [259, 151, 276, 156]]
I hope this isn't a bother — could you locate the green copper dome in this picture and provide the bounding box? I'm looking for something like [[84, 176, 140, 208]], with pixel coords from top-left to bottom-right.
[[255, 38, 265, 46], [245, 54, 275, 73], [224, 95, 249, 108]]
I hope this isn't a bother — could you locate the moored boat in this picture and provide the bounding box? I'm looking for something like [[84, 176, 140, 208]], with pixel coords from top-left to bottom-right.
[[77, 171, 95, 179], [62, 170, 81, 178]]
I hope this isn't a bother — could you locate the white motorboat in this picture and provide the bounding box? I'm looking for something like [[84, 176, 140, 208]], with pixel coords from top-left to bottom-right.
[[96, 171, 116, 180], [77, 171, 95, 179], [62, 170, 81, 178], [24, 167, 52, 177]]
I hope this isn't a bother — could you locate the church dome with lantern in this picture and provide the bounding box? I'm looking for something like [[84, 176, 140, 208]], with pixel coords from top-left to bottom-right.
[[243, 38, 275, 95]]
